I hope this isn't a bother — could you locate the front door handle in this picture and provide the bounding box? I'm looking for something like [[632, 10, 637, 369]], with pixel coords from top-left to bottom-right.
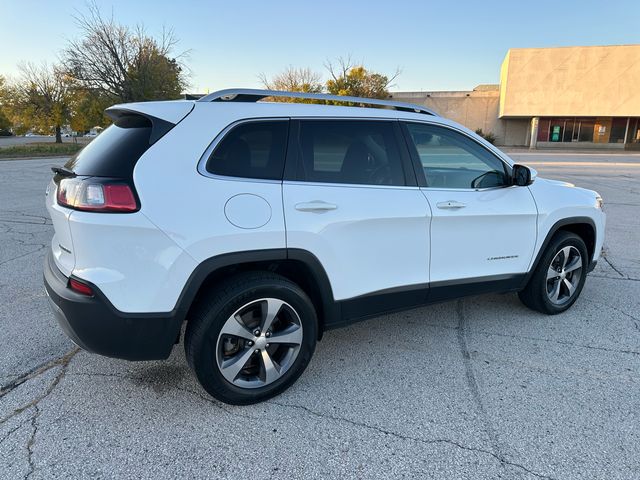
[[436, 200, 466, 209], [295, 201, 338, 212]]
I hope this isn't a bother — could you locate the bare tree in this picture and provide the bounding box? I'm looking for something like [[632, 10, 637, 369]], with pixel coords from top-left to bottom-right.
[[259, 67, 324, 94], [62, 2, 188, 102]]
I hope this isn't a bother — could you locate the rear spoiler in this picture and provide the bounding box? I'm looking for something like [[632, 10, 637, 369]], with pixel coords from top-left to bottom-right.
[[105, 101, 195, 145]]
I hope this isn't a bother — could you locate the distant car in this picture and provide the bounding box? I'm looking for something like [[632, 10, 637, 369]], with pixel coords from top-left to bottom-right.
[[84, 132, 98, 138], [62, 133, 71, 138], [44, 88, 606, 405], [25, 133, 36, 137]]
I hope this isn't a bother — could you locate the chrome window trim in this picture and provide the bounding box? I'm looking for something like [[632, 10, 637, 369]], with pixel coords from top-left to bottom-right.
[[418, 185, 520, 193], [283, 180, 420, 191], [198, 116, 417, 187]]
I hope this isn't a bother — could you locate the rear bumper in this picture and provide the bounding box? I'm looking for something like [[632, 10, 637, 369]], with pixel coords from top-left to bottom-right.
[[43, 250, 182, 361]]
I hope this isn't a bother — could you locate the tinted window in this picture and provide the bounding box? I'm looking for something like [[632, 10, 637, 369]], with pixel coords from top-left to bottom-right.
[[64, 115, 152, 177], [297, 120, 405, 186], [207, 121, 289, 180], [405, 123, 508, 189]]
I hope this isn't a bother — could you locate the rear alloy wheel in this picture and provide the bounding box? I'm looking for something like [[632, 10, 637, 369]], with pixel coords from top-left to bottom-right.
[[518, 231, 588, 314], [185, 272, 317, 405], [216, 298, 304, 389]]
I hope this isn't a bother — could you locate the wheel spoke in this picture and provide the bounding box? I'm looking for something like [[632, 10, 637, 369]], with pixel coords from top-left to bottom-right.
[[550, 279, 561, 302], [269, 325, 303, 346], [547, 266, 559, 280], [220, 314, 256, 341], [216, 297, 304, 388], [260, 350, 281, 384], [560, 247, 572, 268], [219, 347, 255, 383], [262, 298, 284, 332], [564, 256, 582, 273], [563, 278, 576, 296]]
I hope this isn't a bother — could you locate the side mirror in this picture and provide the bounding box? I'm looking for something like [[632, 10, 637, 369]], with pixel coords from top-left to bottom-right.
[[512, 164, 534, 186]]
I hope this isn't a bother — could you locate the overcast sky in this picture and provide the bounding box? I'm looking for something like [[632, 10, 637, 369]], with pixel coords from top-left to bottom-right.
[[2, 0, 639, 93]]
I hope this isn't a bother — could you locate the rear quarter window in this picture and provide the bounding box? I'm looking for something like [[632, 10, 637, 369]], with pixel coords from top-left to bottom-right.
[[205, 121, 289, 180]]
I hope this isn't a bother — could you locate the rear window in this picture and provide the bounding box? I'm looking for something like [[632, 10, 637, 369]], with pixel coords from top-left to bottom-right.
[[64, 115, 152, 177], [206, 121, 289, 180]]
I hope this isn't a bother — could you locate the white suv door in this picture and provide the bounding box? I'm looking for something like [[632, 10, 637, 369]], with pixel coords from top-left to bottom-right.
[[401, 122, 538, 284], [282, 119, 431, 301]]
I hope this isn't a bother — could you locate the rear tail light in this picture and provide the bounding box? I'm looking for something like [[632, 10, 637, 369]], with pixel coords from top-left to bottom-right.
[[57, 177, 139, 213], [69, 278, 94, 296]]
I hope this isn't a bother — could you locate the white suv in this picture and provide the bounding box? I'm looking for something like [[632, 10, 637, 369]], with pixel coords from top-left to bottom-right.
[[44, 89, 605, 404]]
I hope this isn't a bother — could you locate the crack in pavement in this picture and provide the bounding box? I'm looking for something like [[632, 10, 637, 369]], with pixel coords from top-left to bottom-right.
[[418, 321, 640, 361], [268, 400, 555, 480], [474, 328, 640, 356], [0, 348, 80, 410], [0, 408, 33, 447], [455, 300, 521, 477], [590, 274, 640, 282], [0, 219, 52, 226], [25, 406, 38, 479], [65, 372, 260, 421], [584, 299, 640, 333], [0, 348, 79, 479], [0, 245, 47, 267], [601, 251, 626, 278]]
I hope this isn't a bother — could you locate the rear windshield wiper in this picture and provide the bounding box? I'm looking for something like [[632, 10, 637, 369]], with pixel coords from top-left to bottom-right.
[[51, 166, 76, 177]]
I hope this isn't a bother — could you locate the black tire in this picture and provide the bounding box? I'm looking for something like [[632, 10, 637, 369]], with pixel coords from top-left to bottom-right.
[[518, 231, 589, 314], [185, 272, 317, 405]]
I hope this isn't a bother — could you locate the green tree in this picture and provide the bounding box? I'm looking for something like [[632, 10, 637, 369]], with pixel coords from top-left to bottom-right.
[[68, 88, 111, 133], [325, 57, 398, 100], [62, 3, 188, 103], [4, 64, 72, 142], [0, 76, 12, 134]]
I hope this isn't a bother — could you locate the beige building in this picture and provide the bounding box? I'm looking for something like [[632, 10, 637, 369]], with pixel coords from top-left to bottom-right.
[[391, 44, 640, 149]]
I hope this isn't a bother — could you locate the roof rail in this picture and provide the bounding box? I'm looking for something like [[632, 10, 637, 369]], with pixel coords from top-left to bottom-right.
[[197, 88, 438, 116]]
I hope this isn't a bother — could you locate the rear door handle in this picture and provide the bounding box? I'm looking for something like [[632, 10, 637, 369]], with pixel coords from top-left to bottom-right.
[[436, 200, 466, 209], [295, 201, 338, 212]]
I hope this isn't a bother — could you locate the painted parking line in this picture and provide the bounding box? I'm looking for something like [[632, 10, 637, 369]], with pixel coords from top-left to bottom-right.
[[524, 161, 640, 167], [505, 151, 640, 157]]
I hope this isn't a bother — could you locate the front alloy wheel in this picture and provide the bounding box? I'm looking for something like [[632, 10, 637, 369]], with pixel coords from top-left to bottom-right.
[[545, 246, 583, 305], [518, 231, 588, 314]]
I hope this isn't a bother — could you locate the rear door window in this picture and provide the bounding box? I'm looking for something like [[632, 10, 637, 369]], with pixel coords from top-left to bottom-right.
[[296, 120, 406, 186], [206, 121, 289, 180]]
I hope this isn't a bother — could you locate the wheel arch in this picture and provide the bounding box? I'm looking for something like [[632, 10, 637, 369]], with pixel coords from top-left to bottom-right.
[[175, 249, 337, 340], [524, 216, 596, 287]]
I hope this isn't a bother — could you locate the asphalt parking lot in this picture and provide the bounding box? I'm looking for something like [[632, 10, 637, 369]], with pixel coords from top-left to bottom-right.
[[1, 152, 639, 479]]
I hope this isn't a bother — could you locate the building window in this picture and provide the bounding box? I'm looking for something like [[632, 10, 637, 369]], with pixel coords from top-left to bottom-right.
[[562, 119, 575, 142], [609, 118, 627, 143], [538, 117, 633, 144], [632, 118, 640, 143], [537, 119, 550, 142], [577, 119, 595, 142]]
